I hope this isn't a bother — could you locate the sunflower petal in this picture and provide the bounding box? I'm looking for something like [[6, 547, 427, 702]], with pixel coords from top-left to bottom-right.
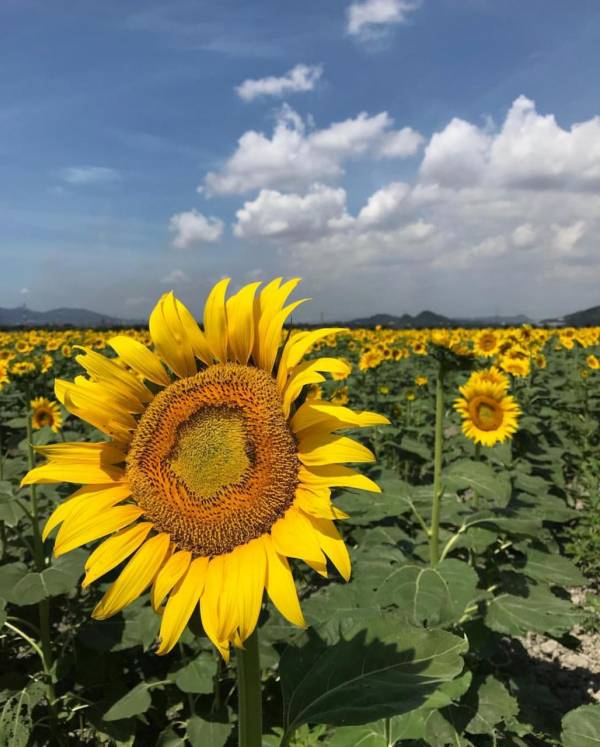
[[200, 557, 230, 660], [83, 522, 153, 587], [270, 507, 327, 574], [108, 336, 171, 386], [226, 282, 261, 364], [305, 514, 351, 581], [157, 556, 209, 655], [203, 277, 230, 362], [299, 464, 381, 493], [151, 550, 192, 612], [92, 533, 170, 620], [276, 328, 346, 390], [149, 292, 197, 378], [291, 402, 389, 435], [263, 535, 305, 628], [235, 539, 266, 642], [55, 505, 144, 557], [297, 434, 376, 466]]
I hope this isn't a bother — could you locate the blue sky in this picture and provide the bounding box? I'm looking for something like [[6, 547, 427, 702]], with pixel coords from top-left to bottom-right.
[[2, 0, 600, 320]]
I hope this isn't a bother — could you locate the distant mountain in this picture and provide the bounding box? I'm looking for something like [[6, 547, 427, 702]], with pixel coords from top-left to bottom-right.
[[452, 314, 531, 327], [343, 311, 453, 329], [0, 306, 140, 328], [563, 305, 600, 326]]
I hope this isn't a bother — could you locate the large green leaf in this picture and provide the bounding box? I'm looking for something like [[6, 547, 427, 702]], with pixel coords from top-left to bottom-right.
[[170, 653, 216, 694], [562, 704, 600, 747], [517, 548, 587, 587], [187, 716, 231, 747], [376, 559, 479, 629], [485, 585, 582, 637], [8, 550, 85, 605], [444, 459, 511, 507], [103, 683, 153, 721], [279, 617, 468, 737], [464, 675, 519, 735]]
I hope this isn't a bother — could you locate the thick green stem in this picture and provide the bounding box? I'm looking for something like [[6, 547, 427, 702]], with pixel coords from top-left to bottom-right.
[[429, 364, 445, 566], [236, 630, 262, 747]]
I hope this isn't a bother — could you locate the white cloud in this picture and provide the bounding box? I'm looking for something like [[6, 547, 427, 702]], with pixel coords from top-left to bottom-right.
[[169, 210, 224, 249], [203, 104, 423, 194], [357, 182, 410, 226], [511, 223, 537, 248], [161, 268, 189, 284], [20, 287, 29, 295], [347, 0, 419, 38], [551, 220, 586, 254], [421, 95, 600, 191], [235, 64, 322, 102], [61, 166, 121, 185]]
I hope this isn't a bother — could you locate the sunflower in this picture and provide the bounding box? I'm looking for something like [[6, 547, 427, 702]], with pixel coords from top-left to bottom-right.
[[454, 373, 520, 447], [415, 375, 428, 387], [22, 278, 387, 660], [587, 354, 599, 370], [471, 366, 509, 390], [30, 397, 63, 433], [0, 359, 9, 389], [473, 330, 501, 357]]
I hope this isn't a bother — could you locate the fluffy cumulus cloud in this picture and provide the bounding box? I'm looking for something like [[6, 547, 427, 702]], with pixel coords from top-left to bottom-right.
[[235, 64, 322, 102], [421, 95, 600, 191], [169, 210, 224, 249], [224, 96, 600, 318], [202, 104, 423, 195], [346, 0, 420, 38]]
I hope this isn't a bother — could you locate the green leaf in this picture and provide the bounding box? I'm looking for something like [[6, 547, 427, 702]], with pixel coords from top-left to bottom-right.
[[328, 712, 428, 746], [170, 653, 216, 694], [0, 563, 28, 603], [103, 683, 152, 721], [517, 548, 587, 587], [485, 585, 582, 637], [302, 581, 383, 640], [10, 550, 85, 605], [376, 559, 479, 628], [0, 493, 25, 527], [187, 716, 231, 747], [562, 704, 600, 747], [279, 617, 468, 736], [0, 598, 6, 629], [465, 676, 519, 735], [445, 459, 511, 507]]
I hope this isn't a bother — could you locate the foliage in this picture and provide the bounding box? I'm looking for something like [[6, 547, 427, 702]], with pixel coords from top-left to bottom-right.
[[0, 322, 599, 745]]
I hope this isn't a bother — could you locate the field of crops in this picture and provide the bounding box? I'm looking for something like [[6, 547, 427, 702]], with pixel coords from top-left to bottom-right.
[[0, 282, 599, 746]]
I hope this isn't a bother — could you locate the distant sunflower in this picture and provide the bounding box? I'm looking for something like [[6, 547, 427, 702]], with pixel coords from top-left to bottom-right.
[[22, 278, 387, 660], [474, 330, 501, 358], [587, 354, 599, 370], [0, 359, 9, 389], [454, 373, 520, 447], [30, 397, 63, 433]]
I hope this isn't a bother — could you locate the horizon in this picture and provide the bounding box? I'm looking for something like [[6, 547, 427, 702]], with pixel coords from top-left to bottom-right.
[[2, 1, 600, 318]]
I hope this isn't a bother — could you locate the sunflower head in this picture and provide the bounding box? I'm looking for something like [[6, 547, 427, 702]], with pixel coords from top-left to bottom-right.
[[454, 372, 520, 447], [22, 278, 387, 660], [30, 397, 63, 433]]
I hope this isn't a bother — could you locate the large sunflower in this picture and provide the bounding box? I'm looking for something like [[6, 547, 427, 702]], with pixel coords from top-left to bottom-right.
[[454, 371, 520, 447], [22, 278, 387, 659]]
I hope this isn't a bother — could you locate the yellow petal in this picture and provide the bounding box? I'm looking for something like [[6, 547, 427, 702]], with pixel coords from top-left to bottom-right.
[[294, 486, 349, 520], [253, 278, 301, 369], [226, 282, 261, 364], [92, 533, 170, 619], [174, 297, 213, 365], [199, 557, 231, 660], [299, 464, 381, 493], [270, 507, 327, 574], [203, 277, 230, 362], [235, 539, 266, 642], [276, 328, 346, 390], [108, 336, 170, 386], [297, 434, 376, 466], [291, 402, 389, 435], [282, 358, 351, 417], [151, 550, 192, 612], [83, 522, 153, 587], [263, 535, 305, 628], [75, 347, 153, 404], [22, 442, 126, 486], [305, 514, 351, 581], [55, 504, 143, 557], [149, 292, 197, 378], [261, 299, 308, 374], [157, 556, 209, 655]]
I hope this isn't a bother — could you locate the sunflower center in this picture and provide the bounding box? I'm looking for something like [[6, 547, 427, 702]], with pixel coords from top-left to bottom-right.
[[469, 395, 503, 431], [127, 363, 299, 556]]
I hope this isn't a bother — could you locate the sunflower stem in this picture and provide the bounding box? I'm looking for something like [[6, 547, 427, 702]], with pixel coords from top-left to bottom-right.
[[429, 363, 445, 566], [25, 408, 58, 733], [236, 629, 262, 747]]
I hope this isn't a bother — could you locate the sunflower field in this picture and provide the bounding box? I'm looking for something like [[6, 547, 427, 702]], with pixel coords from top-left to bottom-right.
[[0, 279, 599, 746]]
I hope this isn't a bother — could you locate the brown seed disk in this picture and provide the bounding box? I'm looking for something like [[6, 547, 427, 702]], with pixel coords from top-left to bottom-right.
[[126, 363, 300, 556]]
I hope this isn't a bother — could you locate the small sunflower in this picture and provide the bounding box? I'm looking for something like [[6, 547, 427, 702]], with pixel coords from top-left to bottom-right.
[[474, 330, 501, 357], [454, 373, 520, 447], [30, 397, 63, 433], [0, 359, 9, 389], [587, 354, 599, 370], [415, 375, 428, 387], [22, 278, 387, 660]]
